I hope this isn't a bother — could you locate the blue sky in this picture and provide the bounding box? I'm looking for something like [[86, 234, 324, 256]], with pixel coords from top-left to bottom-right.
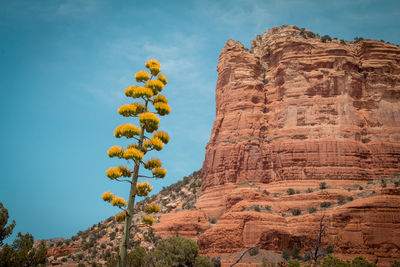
[[0, 0, 399, 242]]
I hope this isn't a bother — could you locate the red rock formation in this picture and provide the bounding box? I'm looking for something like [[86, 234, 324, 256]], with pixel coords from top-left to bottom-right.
[[201, 26, 400, 190], [154, 26, 400, 266], [46, 245, 81, 258]]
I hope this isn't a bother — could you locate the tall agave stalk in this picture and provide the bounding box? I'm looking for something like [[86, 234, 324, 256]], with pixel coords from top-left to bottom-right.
[[101, 59, 170, 266]]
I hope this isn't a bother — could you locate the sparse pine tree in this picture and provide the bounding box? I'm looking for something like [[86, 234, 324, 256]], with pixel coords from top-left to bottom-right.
[[0, 202, 16, 246], [102, 59, 171, 266]]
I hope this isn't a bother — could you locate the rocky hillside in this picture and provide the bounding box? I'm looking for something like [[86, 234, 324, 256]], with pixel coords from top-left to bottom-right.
[[42, 170, 202, 266], [154, 26, 400, 267]]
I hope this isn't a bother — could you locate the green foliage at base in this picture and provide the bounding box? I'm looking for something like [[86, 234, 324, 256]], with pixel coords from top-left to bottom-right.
[[108, 236, 212, 266], [288, 259, 300, 267], [322, 255, 376, 267], [127, 246, 146, 267], [0, 232, 47, 266]]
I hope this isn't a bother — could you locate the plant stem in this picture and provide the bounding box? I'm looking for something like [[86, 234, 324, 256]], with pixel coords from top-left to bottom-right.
[[119, 100, 148, 267]]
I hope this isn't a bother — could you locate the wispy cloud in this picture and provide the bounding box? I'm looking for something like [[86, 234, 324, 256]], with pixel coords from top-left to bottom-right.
[[57, 0, 99, 16]]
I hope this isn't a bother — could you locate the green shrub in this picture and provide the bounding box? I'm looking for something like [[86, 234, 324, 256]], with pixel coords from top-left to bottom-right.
[[321, 35, 332, 43], [127, 246, 146, 267], [347, 196, 354, 202], [83, 242, 91, 250], [352, 256, 377, 267], [77, 264, 85, 267], [354, 37, 364, 43], [306, 188, 314, 193], [325, 244, 334, 254], [110, 232, 116, 240], [359, 186, 363, 190], [282, 248, 291, 260], [287, 188, 296, 195], [195, 255, 212, 266], [394, 181, 399, 187], [291, 209, 301, 216], [320, 202, 331, 208], [340, 39, 346, 45], [291, 244, 301, 259], [209, 218, 217, 224], [251, 205, 261, 212], [249, 247, 259, 256], [320, 182, 327, 190], [322, 255, 350, 267], [391, 261, 400, 267], [149, 236, 210, 266], [308, 207, 317, 213], [338, 196, 345, 205], [265, 205, 271, 211], [288, 259, 300, 267], [263, 190, 270, 195]]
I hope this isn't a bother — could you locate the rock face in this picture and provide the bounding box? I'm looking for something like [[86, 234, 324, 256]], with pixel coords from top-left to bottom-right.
[[201, 25, 400, 190], [191, 26, 400, 266]]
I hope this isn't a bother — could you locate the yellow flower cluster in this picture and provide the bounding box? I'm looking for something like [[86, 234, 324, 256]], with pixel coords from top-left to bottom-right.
[[118, 166, 131, 177], [102, 191, 114, 202], [144, 158, 162, 170], [106, 167, 122, 179], [107, 145, 124, 158], [127, 143, 147, 154], [136, 181, 152, 197], [135, 70, 150, 82], [152, 167, 167, 178], [118, 103, 146, 117], [153, 94, 168, 104], [145, 59, 160, 69], [151, 137, 163, 151], [157, 74, 168, 85], [114, 124, 141, 138], [115, 212, 126, 222], [145, 59, 161, 76], [146, 80, 164, 94], [123, 147, 144, 161], [111, 196, 128, 207], [125, 85, 137, 97], [141, 215, 154, 226], [106, 166, 131, 179], [153, 131, 170, 144], [143, 139, 152, 148], [154, 102, 171, 116], [139, 112, 159, 133], [134, 87, 154, 98], [144, 202, 160, 213]]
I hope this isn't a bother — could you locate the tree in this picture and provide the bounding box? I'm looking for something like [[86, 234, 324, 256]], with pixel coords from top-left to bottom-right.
[[0, 202, 16, 246], [148, 236, 210, 266], [102, 59, 171, 267], [1, 202, 46, 266]]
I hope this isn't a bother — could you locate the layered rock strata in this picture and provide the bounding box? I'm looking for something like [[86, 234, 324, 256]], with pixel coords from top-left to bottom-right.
[[201, 26, 400, 189], [154, 26, 400, 266]]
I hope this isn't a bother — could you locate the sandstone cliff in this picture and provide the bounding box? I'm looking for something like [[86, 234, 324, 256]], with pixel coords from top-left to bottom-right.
[[154, 26, 400, 266], [202, 26, 400, 189]]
